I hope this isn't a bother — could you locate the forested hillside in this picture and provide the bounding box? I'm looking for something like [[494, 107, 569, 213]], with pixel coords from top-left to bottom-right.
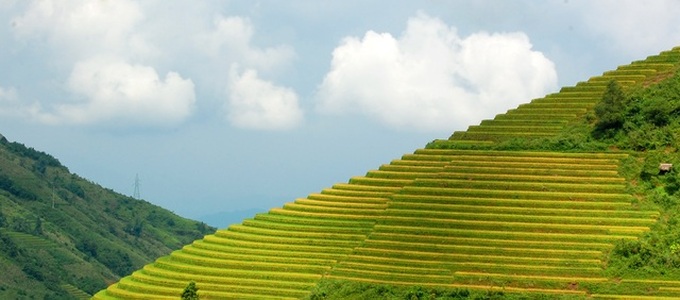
[[0, 134, 215, 299]]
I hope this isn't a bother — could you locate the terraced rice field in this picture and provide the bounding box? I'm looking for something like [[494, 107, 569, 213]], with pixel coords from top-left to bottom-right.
[[95, 158, 404, 299], [1, 230, 55, 248], [61, 284, 91, 300], [327, 150, 657, 293], [94, 47, 680, 299], [444, 47, 680, 145]]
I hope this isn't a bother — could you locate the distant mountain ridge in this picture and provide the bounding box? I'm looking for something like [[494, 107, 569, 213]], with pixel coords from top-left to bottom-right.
[[0, 135, 215, 298]]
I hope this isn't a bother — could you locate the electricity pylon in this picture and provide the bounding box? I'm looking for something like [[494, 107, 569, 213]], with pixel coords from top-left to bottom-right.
[[133, 173, 141, 199]]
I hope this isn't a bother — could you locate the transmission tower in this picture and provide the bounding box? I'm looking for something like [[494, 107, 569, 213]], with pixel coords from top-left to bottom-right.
[[133, 173, 141, 199]]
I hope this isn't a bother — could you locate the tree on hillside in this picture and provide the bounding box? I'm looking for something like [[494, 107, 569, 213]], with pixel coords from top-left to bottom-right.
[[33, 216, 42, 235], [594, 80, 627, 136], [126, 217, 144, 237], [181, 281, 199, 300]]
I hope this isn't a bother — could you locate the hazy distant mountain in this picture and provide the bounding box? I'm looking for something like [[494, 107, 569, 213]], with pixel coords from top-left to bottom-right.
[[198, 208, 267, 228]]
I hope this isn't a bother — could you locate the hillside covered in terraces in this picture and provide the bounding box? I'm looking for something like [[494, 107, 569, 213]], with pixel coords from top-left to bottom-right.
[[94, 47, 680, 299]]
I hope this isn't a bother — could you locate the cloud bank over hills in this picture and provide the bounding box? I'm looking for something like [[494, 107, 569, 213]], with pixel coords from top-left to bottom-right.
[[5, 0, 298, 130], [3, 1, 680, 219], [579, 0, 680, 57], [2, 1, 557, 132]]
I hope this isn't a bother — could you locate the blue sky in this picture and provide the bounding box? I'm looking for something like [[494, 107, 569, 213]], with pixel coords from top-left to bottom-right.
[[1, 1, 680, 224]]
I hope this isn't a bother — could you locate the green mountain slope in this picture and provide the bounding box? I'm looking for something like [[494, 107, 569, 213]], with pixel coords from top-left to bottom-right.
[[95, 47, 680, 299], [0, 136, 215, 299]]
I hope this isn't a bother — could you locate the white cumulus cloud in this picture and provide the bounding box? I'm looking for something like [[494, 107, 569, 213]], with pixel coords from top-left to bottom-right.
[[0, 86, 43, 120], [9, 0, 195, 127], [577, 0, 680, 57], [227, 66, 303, 130], [34, 58, 195, 126], [316, 13, 557, 131], [8, 1, 301, 129], [0, 86, 22, 115], [199, 16, 295, 73], [0, 86, 18, 104], [11, 0, 153, 61]]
